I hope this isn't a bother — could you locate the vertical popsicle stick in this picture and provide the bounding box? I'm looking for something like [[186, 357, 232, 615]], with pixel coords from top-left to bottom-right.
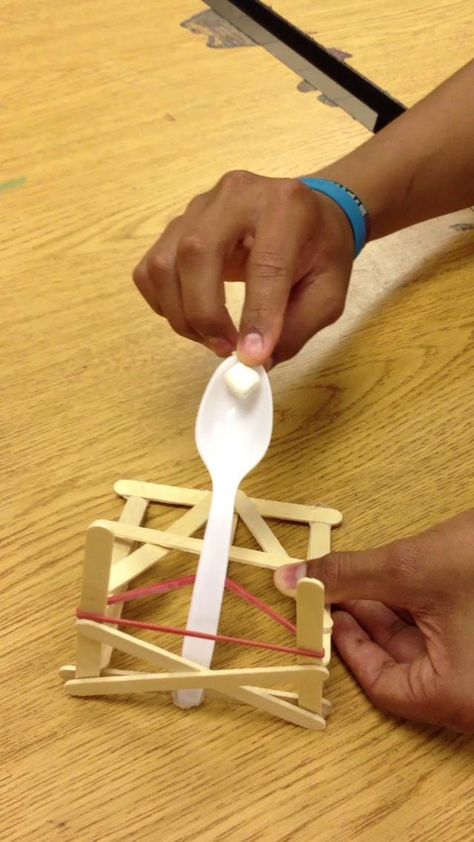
[[307, 521, 331, 558], [308, 521, 333, 664], [101, 496, 148, 668], [76, 524, 115, 679], [296, 577, 325, 715]]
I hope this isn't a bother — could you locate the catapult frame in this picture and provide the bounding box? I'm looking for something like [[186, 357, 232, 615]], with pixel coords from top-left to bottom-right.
[[61, 480, 342, 730]]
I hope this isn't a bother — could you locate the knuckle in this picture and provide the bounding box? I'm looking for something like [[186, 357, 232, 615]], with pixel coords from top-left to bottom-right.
[[277, 177, 308, 202], [167, 318, 197, 341], [185, 195, 206, 213], [177, 233, 210, 262], [188, 306, 223, 335], [313, 552, 348, 592], [244, 301, 277, 322], [132, 263, 146, 286], [249, 251, 287, 280], [220, 169, 253, 190], [385, 538, 423, 585], [146, 251, 173, 281]]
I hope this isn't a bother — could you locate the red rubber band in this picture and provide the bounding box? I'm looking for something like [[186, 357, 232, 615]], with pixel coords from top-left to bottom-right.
[[107, 576, 297, 634], [76, 610, 323, 659], [76, 575, 324, 660]]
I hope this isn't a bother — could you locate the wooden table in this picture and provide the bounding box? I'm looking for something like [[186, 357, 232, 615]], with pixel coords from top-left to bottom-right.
[[2, 2, 473, 840], [272, 0, 474, 105]]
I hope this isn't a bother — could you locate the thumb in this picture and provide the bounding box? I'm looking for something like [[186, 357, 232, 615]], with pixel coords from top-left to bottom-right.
[[274, 542, 420, 606]]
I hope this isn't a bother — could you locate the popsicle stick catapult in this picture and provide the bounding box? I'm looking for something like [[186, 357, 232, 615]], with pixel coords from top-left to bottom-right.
[[61, 480, 342, 730]]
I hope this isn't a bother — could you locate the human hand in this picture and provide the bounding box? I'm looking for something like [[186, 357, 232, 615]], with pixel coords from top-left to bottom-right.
[[274, 510, 474, 733], [133, 171, 354, 367]]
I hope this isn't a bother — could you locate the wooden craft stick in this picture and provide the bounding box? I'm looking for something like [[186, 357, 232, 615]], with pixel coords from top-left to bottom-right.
[[109, 545, 165, 593], [76, 621, 326, 729], [77, 619, 199, 672], [296, 578, 325, 715], [115, 480, 206, 508], [61, 664, 331, 720], [308, 521, 331, 558], [59, 665, 139, 680], [109, 495, 211, 591], [307, 522, 333, 663], [101, 496, 149, 668], [114, 480, 342, 525], [94, 519, 302, 570], [65, 664, 325, 696], [76, 525, 115, 679], [235, 491, 289, 557], [231, 685, 326, 731], [266, 690, 332, 715]]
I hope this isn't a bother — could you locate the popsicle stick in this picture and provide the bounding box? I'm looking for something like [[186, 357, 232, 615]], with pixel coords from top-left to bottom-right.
[[76, 526, 114, 679], [235, 491, 289, 556], [65, 664, 324, 696], [109, 545, 165, 593], [76, 621, 325, 729], [296, 578, 325, 715], [109, 495, 211, 591], [59, 665, 140, 680], [231, 685, 326, 731], [94, 519, 302, 570], [101, 496, 148, 668], [267, 690, 332, 715], [308, 521, 332, 557], [307, 521, 333, 665], [114, 480, 342, 525]]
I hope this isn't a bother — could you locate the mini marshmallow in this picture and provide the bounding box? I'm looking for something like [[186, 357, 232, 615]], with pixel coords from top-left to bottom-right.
[[225, 361, 260, 399]]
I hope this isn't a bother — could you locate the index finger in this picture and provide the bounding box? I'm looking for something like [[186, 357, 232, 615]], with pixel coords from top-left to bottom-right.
[[176, 209, 245, 351], [238, 182, 316, 365]]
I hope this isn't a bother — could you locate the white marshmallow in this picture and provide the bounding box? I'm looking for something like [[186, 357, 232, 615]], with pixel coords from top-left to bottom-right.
[[225, 361, 260, 399]]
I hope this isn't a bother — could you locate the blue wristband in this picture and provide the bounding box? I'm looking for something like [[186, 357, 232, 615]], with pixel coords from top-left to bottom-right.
[[300, 177, 370, 257]]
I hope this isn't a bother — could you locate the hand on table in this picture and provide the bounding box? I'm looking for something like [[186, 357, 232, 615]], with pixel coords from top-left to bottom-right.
[[133, 172, 354, 367], [275, 510, 474, 733]]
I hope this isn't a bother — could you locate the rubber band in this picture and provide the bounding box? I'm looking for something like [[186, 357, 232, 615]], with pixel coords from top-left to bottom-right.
[[77, 575, 324, 660], [107, 576, 297, 634], [76, 610, 323, 659]]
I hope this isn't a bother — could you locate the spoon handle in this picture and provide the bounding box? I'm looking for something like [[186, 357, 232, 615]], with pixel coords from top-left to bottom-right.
[[175, 482, 237, 708]]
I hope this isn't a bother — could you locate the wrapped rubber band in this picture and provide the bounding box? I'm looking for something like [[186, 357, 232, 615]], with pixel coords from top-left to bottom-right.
[[107, 576, 297, 634], [77, 575, 324, 660], [76, 610, 323, 660]]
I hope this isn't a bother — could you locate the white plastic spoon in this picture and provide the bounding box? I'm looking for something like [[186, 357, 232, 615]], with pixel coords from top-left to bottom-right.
[[175, 356, 273, 708]]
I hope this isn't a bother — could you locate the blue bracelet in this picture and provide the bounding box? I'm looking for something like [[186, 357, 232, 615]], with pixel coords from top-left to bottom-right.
[[300, 177, 370, 257]]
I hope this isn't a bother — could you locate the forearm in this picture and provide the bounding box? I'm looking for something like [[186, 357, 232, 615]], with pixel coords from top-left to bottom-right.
[[311, 60, 474, 240]]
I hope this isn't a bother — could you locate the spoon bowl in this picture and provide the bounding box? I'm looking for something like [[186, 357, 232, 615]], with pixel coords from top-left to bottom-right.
[[196, 356, 273, 475]]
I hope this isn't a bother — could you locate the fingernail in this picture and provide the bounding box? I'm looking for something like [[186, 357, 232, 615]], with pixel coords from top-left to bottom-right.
[[241, 332, 263, 356], [207, 337, 234, 356], [274, 563, 307, 594]]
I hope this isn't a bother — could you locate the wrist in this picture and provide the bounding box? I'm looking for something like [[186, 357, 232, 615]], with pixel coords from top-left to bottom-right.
[[308, 127, 421, 241], [312, 162, 388, 242], [300, 177, 370, 256]]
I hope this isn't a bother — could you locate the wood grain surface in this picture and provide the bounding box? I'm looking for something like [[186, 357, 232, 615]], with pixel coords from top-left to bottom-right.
[[2, 1, 473, 840], [271, 0, 474, 105]]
